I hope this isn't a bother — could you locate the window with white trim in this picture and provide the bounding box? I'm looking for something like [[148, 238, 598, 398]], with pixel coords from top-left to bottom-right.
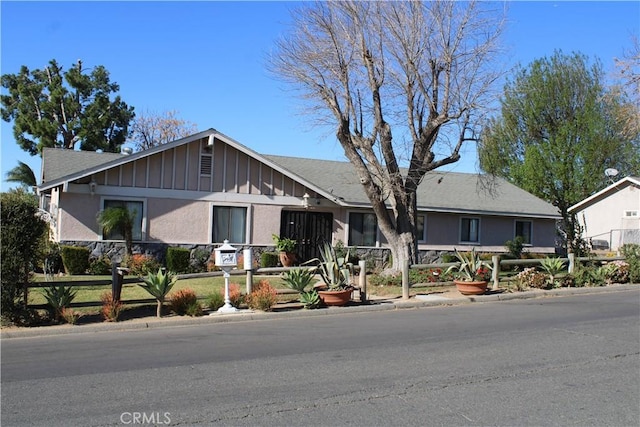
[[460, 217, 480, 243], [515, 220, 532, 245], [213, 206, 247, 243], [101, 199, 144, 241], [349, 212, 377, 246]]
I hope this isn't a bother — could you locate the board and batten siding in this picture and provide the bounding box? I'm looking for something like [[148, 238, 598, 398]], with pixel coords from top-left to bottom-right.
[[88, 138, 309, 198]]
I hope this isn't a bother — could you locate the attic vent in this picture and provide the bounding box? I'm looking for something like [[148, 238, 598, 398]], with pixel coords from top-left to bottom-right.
[[200, 154, 212, 176]]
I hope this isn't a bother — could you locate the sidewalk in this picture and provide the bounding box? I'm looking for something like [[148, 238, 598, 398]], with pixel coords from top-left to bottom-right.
[[1, 284, 637, 340]]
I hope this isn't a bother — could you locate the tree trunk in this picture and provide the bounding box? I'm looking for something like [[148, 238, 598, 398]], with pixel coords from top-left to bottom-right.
[[156, 299, 163, 318]]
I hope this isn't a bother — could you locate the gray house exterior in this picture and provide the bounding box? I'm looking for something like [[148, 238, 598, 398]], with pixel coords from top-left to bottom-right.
[[37, 128, 560, 263]]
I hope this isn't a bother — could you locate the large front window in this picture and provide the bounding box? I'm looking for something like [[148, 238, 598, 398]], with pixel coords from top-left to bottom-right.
[[213, 206, 246, 243], [460, 217, 480, 243], [349, 212, 377, 246], [102, 200, 143, 241]]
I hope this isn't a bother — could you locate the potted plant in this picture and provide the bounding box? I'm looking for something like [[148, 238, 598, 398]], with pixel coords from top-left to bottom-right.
[[272, 234, 297, 267], [311, 243, 354, 306], [446, 248, 492, 295]]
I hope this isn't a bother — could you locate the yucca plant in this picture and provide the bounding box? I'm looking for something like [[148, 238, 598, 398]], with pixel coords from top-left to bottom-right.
[[138, 269, 177, 317], [43, 284, 77, 322]]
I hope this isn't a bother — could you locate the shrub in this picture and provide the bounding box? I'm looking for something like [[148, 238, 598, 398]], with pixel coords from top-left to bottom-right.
[[42, 242, 64, 277], [572, 265, 606, 287], [43, 284, 77, 322], [505, 236, 526, 259], [368, 272, 402, 287], [409, 268, 452, 284], [125, 254, 162, 276], [621, 244, 640, 283], [245, 280, 278, 311], [170, 288, 199, 315], [229, 283, 245, 307], [100, 291, 123, 322], [1, 190, 48, 322], [60, 245, 91, 275], [514, 267, 547, 290], [189, 249, 211, 273], [207, 291, 225, 311], [602, 260, 629, 284], [186, 302, 203, 316], [88, 255, 112, 275], [166, 247, 191, 273], [60, 307, 81, 325], [260, 251, 279, 268]]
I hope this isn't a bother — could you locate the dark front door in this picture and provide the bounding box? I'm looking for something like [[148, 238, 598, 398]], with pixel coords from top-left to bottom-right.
[[280, 211, 333, 263]]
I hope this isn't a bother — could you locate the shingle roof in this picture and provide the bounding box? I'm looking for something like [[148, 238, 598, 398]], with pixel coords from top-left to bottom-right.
[[265, 154, 559, 218], [42, 147, 124, 183], [38, 131, 559, 219]]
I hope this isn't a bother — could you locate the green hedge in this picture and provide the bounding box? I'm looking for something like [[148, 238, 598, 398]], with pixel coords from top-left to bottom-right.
[[60, 245, 90, 275], [166, 247, 190, 273], [260, 251, 279, 268]]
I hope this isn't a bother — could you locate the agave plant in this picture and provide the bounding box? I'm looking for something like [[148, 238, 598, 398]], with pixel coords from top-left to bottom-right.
[[138, 269, 177, 317], [43, 284, 77, 322], [281, 267, 315, 293], [540, 257, 566, 286], [446, 248, 492, 282], [300, 290, 321, 309], [314, 243, 352, 290]]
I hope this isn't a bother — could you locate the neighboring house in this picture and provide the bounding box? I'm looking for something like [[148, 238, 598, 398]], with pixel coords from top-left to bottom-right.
[[569, 176, 640, 251], [37, 128, 559, 263]]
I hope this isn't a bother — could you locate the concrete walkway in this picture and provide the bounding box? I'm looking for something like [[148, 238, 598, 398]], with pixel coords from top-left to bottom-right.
[[1, 283, 637, 339]]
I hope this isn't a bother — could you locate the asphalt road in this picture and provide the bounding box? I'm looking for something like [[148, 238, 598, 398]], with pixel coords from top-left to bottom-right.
[[2, 289, 639, 427]]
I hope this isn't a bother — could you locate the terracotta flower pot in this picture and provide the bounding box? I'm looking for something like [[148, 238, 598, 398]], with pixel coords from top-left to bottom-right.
[[454, 280, 488, 295], [317, 289, 353, 306], [279, 251, 296, 267]]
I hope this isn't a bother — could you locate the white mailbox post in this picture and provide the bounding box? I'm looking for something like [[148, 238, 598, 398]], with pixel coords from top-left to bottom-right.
[[213, 240, 238, 313]]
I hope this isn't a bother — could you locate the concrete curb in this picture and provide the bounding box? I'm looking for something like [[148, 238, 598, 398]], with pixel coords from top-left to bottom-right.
[[2, 284, 637, 339]]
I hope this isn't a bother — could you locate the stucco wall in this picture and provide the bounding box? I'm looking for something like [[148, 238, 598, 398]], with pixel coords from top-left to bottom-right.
[[147, 199, 209, 244], [58, 193, 102, 241]]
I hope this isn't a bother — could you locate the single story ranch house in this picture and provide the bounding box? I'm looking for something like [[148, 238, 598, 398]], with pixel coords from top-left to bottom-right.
[[37, 128, 560, 264]]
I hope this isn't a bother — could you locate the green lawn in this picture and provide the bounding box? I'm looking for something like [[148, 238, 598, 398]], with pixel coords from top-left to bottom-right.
[[29, 274, 290, 304]]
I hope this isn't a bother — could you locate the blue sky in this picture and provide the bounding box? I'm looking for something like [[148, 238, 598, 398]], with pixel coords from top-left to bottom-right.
[[1, 1, 638, 191]]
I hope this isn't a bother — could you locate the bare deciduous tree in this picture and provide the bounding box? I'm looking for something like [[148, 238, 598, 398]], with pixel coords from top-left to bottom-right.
[[129, 109, 198, 151], [270, 0, 505, 269]]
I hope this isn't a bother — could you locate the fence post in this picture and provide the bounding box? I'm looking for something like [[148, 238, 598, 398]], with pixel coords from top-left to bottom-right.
[[111, 262, 123, 302], [244, 248, 253, 295], [358, 260, 367, 302], [402, 259, 410, 300], [492, 255, 500, 291], [568, 253, 575, 274]]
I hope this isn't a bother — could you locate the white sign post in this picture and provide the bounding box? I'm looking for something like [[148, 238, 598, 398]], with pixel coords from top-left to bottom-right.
[[213, 240, 238, 313]]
